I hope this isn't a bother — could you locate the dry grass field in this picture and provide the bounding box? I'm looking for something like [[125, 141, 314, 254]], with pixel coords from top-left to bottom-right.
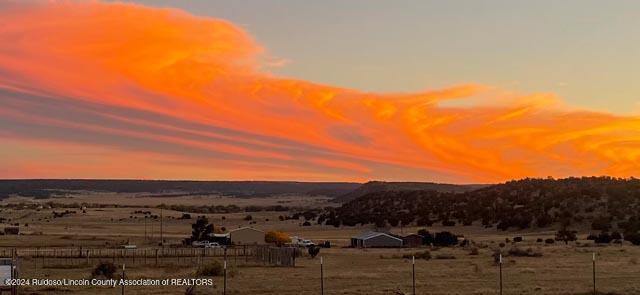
[[1, 193, 640, 294]]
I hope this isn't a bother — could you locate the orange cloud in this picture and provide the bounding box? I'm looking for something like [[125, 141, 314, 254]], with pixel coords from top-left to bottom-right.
[[0, 2, 638, 183]]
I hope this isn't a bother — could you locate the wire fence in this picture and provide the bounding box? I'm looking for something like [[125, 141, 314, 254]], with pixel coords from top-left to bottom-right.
[[0, 247, 631, 295]]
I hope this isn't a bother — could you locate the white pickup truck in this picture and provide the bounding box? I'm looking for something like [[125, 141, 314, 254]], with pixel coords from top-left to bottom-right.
[[291, 236, 315, 247]]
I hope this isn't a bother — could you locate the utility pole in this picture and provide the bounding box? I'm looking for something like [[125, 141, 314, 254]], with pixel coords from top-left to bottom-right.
[[160, 208, 164, 246], [144, 216, 147, 242]]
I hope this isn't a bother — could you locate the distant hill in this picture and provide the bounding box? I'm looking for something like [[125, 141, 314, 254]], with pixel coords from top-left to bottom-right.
[[0, 179, 360, 199], [319, 177, 640, 237], [333, 181, 486, 203]]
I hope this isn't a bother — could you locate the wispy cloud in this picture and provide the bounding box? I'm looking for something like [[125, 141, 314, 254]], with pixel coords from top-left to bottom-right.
[[0, 2, 638, 182]]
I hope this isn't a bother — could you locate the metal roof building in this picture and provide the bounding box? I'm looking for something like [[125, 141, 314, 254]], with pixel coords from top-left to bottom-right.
[[351, 231, 403, 248], [229, 227, 265, 245]]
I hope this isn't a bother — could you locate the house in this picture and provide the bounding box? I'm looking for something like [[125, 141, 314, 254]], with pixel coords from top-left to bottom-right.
[[402, 234, 424, 247], [351, 231, 403, 248], [3, 227, 19, 235], [229, 227, 265, 245]]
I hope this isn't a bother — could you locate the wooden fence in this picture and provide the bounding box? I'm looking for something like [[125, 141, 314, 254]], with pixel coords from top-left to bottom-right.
[[255, 246, 297, 267], [0, 245, 297, 267]]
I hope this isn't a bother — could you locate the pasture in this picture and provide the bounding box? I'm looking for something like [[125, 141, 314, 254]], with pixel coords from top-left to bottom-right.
[[1, 194, 640, 294]]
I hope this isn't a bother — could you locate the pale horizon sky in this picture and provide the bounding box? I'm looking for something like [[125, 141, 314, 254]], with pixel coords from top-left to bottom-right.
[[130, 0, 640, 114]]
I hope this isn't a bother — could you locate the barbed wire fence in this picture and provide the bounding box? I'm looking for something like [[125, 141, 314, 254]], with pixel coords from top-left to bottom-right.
[[0, 247, 621, 295]]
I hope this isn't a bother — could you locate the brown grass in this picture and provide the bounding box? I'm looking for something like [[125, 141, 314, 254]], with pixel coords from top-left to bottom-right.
[[3, 194, 640, 294]]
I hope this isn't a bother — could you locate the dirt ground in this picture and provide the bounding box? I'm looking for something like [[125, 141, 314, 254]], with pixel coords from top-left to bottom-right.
[[1, 194, 640, 294]]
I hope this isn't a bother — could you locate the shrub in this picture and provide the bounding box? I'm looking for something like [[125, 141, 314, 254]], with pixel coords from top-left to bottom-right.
[[403, 250, 431, 260], [611, 231, 623, 240], [196, 261, 224, 277], [435, 254, 456, 259], [594, 232, 612, 244], [92, 262, 117, 279], [508, 246, 542, 257], [433, 231, 458, 246], [265, 231, 291, 246], [555, 229, 577, 244], [469, 247, 479, 255], [536, 238, 543, 243], [244, 215, 253, 221], [308, 246, 320, 258], [545, 238, 555, 244], [626, 232, 640, 245], [513, 237, 523, 243], [459, 239, 471, 247], [417, 229, 434, 245]]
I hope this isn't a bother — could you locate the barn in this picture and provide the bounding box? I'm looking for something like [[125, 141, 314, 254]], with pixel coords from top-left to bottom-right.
[[229, 227, 265, 245], [351, 231, 403, 248], [402, 234, 424, 247]]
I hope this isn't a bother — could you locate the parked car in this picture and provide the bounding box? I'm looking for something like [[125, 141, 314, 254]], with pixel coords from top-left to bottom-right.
[[298, 239, 315, 247], [204, 242, 221, 248], [193, 241, 221, 248]]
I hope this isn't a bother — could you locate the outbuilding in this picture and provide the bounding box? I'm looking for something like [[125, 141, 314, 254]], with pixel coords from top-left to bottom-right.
[[229, 227, 265, 245], [351, 231, 403, 248], [212, 233, 230, 245], [402, 234, 424, 248]]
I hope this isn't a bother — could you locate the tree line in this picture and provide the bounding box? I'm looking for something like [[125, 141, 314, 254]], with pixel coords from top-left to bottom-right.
[[318, 177, 640, 243]]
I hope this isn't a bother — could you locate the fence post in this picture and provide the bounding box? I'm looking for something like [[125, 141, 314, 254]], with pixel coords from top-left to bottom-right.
[[320, 256, 324, 295], [499, 254, 503, 295], [592, 252, 596, 295], [121, 263, 126, 295], [223, 258, 227, 295], [412, 256, 416, 295]]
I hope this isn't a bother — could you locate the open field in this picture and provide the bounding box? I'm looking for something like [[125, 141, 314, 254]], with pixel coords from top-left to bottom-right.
[[1, 194, 640, 294], [7, 244, 640, 295], [0, 192, 336, 208]]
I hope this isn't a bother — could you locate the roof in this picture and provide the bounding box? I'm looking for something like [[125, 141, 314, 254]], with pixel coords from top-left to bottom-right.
[[352, 231, 402, 242], [229, 227, 265, 233]]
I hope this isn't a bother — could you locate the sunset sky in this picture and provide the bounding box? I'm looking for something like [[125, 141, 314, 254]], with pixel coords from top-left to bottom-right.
[[0, 1, 639, 183]]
